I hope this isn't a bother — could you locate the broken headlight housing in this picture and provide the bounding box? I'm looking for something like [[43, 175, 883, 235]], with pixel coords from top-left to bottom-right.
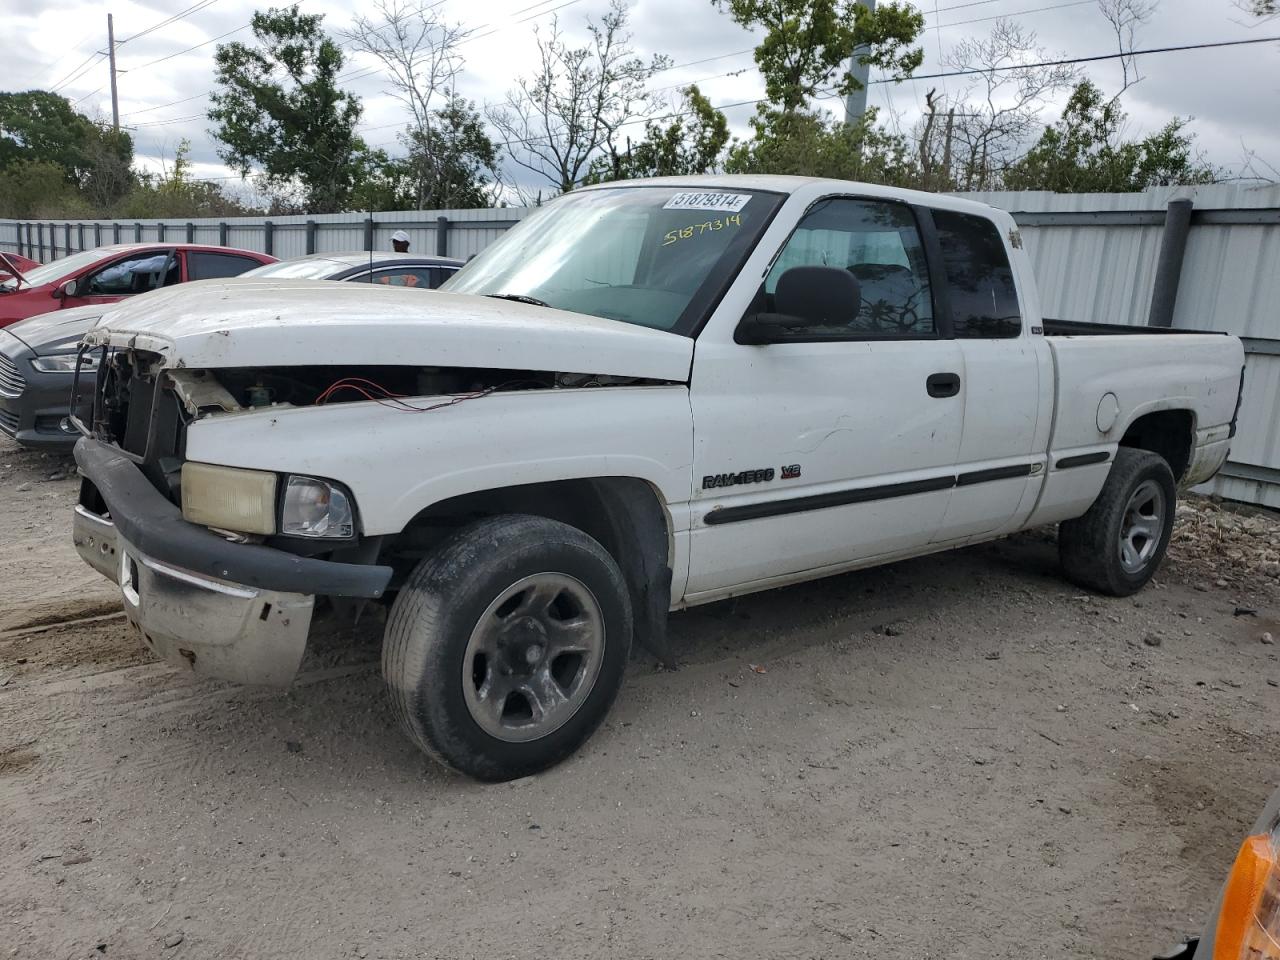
[[280, 475, 354, 539]]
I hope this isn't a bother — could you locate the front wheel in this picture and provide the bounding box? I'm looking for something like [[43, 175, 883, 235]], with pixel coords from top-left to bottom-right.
[[1058, 447, 1177, 597], [382, 515, 632, 781]]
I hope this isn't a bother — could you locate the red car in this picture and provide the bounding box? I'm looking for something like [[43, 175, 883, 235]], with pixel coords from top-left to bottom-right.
[[0, 244, 277, 328], [0, 254, 38, 285]]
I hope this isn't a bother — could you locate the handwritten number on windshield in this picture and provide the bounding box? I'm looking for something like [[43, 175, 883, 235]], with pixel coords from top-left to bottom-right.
[[662, 214, 742, 247]]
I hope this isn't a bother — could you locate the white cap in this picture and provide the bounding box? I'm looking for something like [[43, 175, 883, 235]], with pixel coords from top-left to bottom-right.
[[391, 230, 410, 244]]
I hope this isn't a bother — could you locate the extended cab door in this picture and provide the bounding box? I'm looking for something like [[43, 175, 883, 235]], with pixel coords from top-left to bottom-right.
[[685, 196, 965, 599], [927, 208, 1052, 542]]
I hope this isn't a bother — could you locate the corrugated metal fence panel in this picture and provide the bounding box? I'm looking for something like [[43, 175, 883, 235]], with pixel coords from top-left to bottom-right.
[[1230, 354, 1280, 470], [1177, 223, 1280, 338], [0, 207, 536, 262]]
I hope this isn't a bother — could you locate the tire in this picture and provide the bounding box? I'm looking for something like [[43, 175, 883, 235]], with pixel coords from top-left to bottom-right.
[[1058, 447, 1177, 597], [383, 514, 632, 781]]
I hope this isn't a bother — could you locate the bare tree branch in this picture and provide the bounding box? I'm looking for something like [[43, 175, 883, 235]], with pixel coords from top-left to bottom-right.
[[486, 0, 670, 195]]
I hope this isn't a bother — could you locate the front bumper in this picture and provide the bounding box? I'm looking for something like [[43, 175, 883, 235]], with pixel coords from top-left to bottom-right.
[[73, 437, 394, 685], [0, 335, 84, 449]]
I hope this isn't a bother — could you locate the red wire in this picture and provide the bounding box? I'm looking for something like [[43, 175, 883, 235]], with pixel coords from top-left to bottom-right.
[[313, 376, 500, 414]]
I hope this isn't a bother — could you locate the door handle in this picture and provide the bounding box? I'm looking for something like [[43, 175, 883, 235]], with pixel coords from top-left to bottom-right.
[[926, 372, 961, 398]]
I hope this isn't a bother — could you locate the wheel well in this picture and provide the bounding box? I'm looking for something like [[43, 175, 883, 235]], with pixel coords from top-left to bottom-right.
[[390, 479, 676, 664], [1119, 410, 1194, 481]]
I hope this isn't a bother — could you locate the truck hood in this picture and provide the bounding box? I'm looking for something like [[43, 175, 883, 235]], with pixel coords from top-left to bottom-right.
[[5, 304, 106, 353], [83, 279, 695, 382]]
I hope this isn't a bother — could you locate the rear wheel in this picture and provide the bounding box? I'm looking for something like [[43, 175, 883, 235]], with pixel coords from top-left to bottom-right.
[[1058, 447, 1177, 597], [382, 515, 632, 781]]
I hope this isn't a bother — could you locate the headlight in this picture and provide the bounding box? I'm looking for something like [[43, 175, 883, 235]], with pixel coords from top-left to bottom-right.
[[181, 462, 277, 535], [1213, 826, 1280, 959], [281, 475, 354, 539], [31, 353, 99, 374]]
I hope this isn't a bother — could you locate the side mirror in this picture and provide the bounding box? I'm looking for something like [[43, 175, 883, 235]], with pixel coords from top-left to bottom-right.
[[56, 278, 80, 299], [734, 265, 861, 345]]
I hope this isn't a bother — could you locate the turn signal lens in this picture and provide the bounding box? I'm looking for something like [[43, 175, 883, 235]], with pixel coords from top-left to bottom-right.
[[1215, 833, 1280, 959], [280, 475, 354, 539]]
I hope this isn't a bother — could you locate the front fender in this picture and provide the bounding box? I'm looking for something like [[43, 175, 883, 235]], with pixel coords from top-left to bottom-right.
[[183, 385, 695, 536]]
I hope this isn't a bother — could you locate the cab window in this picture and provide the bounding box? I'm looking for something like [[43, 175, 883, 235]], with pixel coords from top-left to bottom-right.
[[930, 209, 1022, 338], [85, 251, 176, 296], [762, 198, 935, 338]]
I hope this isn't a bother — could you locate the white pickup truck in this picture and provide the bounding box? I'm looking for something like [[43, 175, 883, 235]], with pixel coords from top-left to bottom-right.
[[70, 176, 1245, 780]]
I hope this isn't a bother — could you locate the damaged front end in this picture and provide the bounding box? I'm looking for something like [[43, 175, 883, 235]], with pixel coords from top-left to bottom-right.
[[70, 341, 667, 685]]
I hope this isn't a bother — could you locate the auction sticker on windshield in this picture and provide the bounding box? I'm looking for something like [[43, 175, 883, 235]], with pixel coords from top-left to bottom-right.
[[662, 192, 751, 213]]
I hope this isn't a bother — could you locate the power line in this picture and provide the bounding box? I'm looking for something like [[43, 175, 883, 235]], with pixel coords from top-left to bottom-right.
[[873, 32, 1280, 82], [936, 0, 1095, 30], [50, 51, 106, 93], [118, 0, 221, 46]]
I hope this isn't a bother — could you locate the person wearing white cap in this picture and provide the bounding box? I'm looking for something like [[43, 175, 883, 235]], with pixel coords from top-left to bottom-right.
[[391, 229, 410, 253]]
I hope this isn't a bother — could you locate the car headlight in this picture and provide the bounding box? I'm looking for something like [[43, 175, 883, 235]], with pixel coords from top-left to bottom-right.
[[1213, 822, 1280, 959], [181, 462, 278, 535], [31, 352, 100, 374], [281, 475, 354, 539]]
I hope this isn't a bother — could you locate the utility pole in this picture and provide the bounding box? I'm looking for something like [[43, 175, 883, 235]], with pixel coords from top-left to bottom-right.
[[107, 13, 120, 133], [842, 0, 875, 127]]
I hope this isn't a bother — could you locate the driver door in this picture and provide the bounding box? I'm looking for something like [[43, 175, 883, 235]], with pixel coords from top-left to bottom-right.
[[685, 197, 964, 599]]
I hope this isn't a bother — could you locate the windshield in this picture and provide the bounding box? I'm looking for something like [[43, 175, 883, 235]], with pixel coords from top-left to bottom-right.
[[442, 185, 784, 335], [240, 258, 348, 280], [0, 249, 106, 291]]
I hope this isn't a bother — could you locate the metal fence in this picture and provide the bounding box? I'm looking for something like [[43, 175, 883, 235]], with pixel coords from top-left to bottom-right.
[[0, 207, 533, 263], [2, 184, 1278, 508]]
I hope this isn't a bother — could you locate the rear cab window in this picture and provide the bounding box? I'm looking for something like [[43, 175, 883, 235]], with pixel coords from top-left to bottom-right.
[[930, 209, 1022, 338]]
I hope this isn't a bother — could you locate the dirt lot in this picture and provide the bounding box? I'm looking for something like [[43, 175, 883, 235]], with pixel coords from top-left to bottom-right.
[[2, 433, 1279, 960]]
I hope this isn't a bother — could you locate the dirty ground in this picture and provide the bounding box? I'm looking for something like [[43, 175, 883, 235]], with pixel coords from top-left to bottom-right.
[[1, 433, 1278, 960]]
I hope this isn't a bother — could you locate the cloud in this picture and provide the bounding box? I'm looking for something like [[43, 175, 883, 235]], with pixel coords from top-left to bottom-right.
[[2, 0, 1276, 191]]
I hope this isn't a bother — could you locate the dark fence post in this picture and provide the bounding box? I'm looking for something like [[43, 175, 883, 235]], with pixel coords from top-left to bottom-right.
[[364, 217, 374, 252], [186, 222, 194, 243], [94, 223, 102, 248], [113, 222, 120, 244], [157, 222, 166, 242], [263, 220, 274, 256], [305, 219, 317, 255], [436, 215, 449, 257], [18, 222, 26, 258], [77, 223, 84, 252], [64, 223, 72, 256], [134, 222, 142, 242], [38, 223, 45, 261], [218, 222, 228, 247], [1148, 198, 1194, 328]]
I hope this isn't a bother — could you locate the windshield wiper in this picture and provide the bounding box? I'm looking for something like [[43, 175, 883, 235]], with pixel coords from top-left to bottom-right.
[[484, 293, 551, 308]]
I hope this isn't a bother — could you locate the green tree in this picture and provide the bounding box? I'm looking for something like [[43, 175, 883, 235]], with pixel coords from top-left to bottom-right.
[[0, 160, 89, 218], [713, 0, 924, 115], [0, 90, 135, 205], [583, 85, 730, 183], [400, 96, 500, 208], [725, 107, 919, 184], [119, 140, 258, 218], [209, 5, 368, 212], [1004, 81, 1217, 192]]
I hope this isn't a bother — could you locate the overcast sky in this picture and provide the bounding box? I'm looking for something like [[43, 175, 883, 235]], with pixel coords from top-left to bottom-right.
[[3, 0, 1278, 198]]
